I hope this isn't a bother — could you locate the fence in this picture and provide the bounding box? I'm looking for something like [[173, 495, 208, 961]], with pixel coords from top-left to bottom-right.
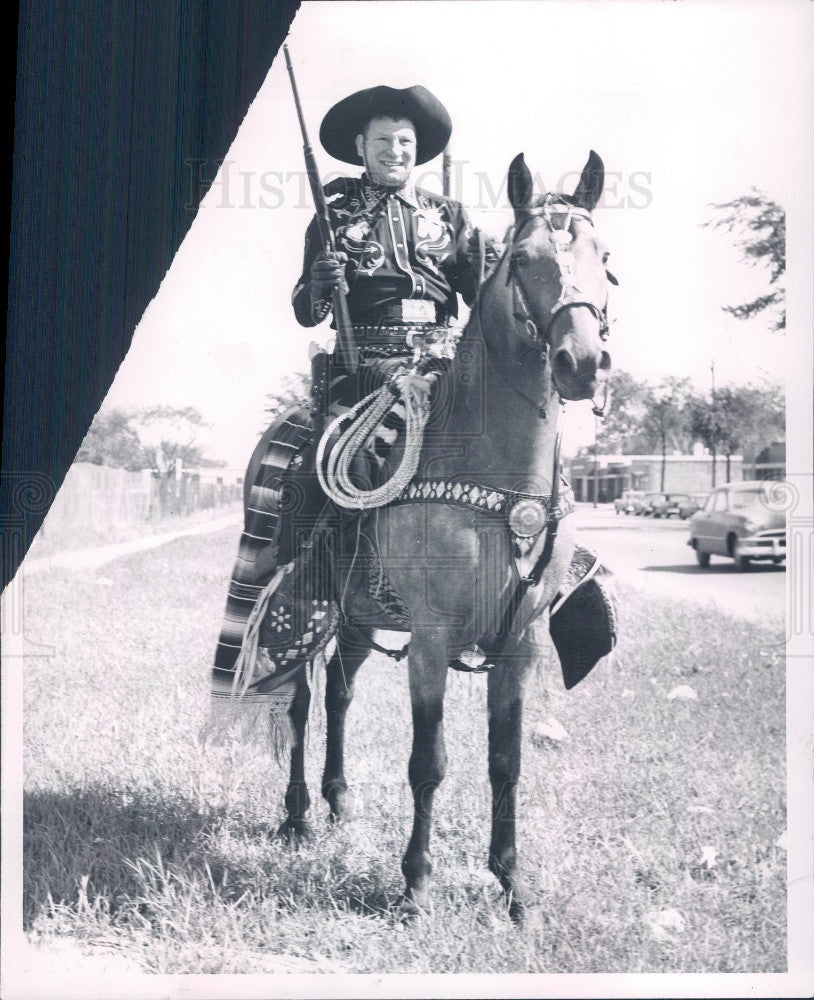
[[38, 463, 242, 536]]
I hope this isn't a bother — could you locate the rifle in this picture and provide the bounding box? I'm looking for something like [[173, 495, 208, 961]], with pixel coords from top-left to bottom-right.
[[283, 44, 358, 375]]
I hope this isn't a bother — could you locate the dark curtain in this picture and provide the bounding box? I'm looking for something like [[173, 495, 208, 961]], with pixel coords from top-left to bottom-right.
[[2, 0, 300, 587]]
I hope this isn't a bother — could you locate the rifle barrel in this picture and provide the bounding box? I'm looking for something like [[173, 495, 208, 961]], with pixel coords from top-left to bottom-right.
[[283, 44, 358, 374], [283, 45, 309, 141]]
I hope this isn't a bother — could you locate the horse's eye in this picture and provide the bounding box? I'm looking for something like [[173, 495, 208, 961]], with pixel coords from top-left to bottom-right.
[[602, 252, 610, 265]]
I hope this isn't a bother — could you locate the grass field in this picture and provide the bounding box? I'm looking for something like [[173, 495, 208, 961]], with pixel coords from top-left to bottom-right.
[[20, 527, 786, 974]]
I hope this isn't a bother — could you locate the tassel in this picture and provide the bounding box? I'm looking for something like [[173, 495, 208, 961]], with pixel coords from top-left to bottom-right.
[[200, 690, 281, 749], [232, 564, 289, 695], [267, 684, 297, 766]]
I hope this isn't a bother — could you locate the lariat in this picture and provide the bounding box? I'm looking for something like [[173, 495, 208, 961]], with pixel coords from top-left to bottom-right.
[[315, 371, 433, 509]]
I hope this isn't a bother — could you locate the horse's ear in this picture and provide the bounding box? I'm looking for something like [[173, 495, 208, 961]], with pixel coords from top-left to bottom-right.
[[572, 150, 604, 211], [508, 153, 533, 212]]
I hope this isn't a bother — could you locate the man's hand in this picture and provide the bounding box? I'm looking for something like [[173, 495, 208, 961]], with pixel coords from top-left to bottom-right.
[[311, 249, 349, 300], [467, 229, 503, 282]]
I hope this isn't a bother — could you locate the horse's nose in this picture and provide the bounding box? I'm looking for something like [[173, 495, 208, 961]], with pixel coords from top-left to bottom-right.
[[553, 347, 578, 382], [599, 350, 611, 372]]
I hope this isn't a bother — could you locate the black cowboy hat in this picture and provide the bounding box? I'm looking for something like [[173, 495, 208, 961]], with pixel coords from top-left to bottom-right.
[[319, 85, 452, 166]]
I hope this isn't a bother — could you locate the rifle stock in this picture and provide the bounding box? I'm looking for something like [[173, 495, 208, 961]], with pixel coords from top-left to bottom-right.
[[284, 45, 358, 374]]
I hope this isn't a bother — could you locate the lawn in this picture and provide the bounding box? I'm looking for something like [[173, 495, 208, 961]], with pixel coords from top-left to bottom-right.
[[20, 526, 786, 974]]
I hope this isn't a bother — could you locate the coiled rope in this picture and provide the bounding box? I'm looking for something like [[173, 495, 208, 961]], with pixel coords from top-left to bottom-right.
[[316, 372, 432, 510]]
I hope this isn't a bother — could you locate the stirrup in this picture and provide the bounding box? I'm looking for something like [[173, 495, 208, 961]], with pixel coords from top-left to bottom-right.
[[449, 646, 493, 674]]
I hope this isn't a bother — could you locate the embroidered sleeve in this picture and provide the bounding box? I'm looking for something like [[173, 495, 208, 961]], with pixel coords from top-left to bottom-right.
[[449, 204, 481, 307], [292, 215, 332, 328]]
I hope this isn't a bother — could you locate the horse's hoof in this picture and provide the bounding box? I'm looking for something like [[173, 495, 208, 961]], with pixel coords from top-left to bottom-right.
[[396, 886, 432, 922], [276, 817, 314, 844], [326, 789, 354, 824], [506, 891, 527, 926]]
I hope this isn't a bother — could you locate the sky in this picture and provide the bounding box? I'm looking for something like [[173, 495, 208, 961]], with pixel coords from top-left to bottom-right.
[[103, 0, 812, 468]]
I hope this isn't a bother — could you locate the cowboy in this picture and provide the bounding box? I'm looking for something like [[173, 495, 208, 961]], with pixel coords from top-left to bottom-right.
[[292, 85, 500, 402], [211, 84, 617, 688]]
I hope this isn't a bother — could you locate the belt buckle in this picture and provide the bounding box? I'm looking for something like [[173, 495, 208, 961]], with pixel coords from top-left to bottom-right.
[[401, 298, 436, 324]]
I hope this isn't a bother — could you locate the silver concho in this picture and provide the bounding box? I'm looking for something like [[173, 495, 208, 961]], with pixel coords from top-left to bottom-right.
[[507, 498, 548, 538]]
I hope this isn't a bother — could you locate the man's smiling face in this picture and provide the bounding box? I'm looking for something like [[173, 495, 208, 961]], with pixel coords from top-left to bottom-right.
[[355, 116, 417, 188]]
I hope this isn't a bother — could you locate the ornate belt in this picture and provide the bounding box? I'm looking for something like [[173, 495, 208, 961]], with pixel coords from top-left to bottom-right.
[[354, 322, 444, 341], [353, 324, 461, 362]]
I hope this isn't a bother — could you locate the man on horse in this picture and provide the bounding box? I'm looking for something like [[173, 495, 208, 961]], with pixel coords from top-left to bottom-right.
[[214, 83, 499, 679], [208, 78, 620, 920], [213, 81, 616, 698]]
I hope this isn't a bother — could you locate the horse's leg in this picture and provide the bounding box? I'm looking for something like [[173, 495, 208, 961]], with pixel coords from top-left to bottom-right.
[[487, 652, 533, 924], [401, 635, 449, 913], [277, 672, 314, 842], [321, 626, 371, 822]]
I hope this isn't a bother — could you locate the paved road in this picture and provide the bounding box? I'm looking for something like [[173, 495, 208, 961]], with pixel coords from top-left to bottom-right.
[[571, 504, 785, 622]]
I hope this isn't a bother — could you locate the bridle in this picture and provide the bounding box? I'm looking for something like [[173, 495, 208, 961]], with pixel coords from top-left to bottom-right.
[[475, 193, 612, 420], [509, 196, 610, 341]]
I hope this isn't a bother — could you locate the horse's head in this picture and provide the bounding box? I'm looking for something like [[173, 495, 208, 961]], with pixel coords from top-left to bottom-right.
[[487, 151, 613, 407]]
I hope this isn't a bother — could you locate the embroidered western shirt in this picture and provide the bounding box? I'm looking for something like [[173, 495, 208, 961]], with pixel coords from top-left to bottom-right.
[[292, 174, 487, 328]]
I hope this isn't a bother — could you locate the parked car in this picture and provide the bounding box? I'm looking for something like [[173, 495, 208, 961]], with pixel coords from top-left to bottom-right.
[[688, 481, 785, 569], [638, 492, 666, 516], [629, 493, 649, 515], [614, 489, 644, 515], [649, 493, 690, 518], [679, 493, 709, 520]]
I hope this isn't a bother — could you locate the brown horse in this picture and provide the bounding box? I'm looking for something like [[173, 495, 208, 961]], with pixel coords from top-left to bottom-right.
[[275, 151, 612, 922]]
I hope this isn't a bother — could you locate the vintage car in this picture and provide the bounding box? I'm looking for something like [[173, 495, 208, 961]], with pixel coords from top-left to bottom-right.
[[678, 492, 709, 519], [687, 481, 785, 569], [638, 492, 666, 516], [614, 489, 645, 515], [650, 493, 690, 518]]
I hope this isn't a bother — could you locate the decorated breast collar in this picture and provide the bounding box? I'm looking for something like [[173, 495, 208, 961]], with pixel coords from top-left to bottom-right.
[[391, 477, 575, 549]]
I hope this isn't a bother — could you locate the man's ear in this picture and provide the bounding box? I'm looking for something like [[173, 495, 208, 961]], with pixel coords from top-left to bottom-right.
[[354, 133, 365, 160]]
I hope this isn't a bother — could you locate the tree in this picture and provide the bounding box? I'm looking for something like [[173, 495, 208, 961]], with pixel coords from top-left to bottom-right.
[[688, 381, 785, 485], [76, 405, 225, 471], [642, 377, 694, 491], [594, 370, 653, 454], [705, 191, 785, 331], [264, 371, 311, 423], [133, 405, 224, 471], [688, 390, 743, 485], [735, 381, 785, 461], [75, 408, 147, 470]]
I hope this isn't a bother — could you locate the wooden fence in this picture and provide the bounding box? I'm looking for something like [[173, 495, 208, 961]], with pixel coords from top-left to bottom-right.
[[39, 463, 242, 536]]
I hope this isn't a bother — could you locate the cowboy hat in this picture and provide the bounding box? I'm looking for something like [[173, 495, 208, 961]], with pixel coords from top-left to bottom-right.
[[319, 85, 451, 166]]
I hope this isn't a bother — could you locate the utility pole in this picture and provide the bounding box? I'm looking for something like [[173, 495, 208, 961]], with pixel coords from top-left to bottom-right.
[[710, 359, 717, 488]]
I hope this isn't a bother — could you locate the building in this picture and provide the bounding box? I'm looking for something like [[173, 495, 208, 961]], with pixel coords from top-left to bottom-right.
[[567, 453, 744, 503]]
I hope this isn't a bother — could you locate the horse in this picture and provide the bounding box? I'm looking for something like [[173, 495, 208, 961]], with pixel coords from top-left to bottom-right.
[[257, 151, 612, 923]]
